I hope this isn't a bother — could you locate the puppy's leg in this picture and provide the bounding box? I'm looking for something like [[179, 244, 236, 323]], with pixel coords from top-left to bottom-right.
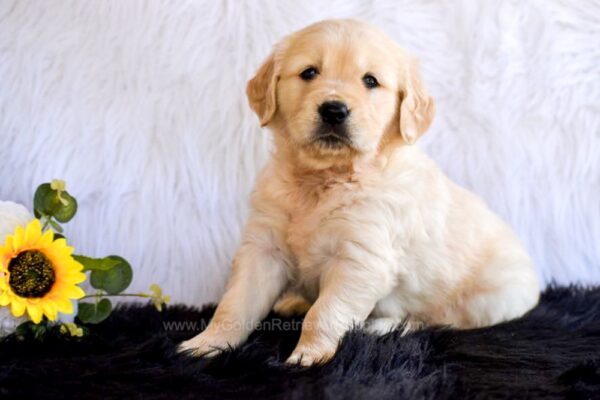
[[286, 245, 394, 366], [179, 223, 290, 357], [273, 291, 311, 317], [455, 256, 539, 328]]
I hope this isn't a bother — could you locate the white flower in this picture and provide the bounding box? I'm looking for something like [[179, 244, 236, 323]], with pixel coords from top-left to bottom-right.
[[0, 201, 34, 239]]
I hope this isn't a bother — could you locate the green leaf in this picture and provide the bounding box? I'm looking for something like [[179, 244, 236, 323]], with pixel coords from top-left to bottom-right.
[[32, 323, 49, 340], [77, 299, 112, 324], [53, 192, 77, 223], [34, 183, 59, 217], [15, 321, 36, 338], [90, 256, 133, 294], [73, 255, 120, 272], [48, 219, 63, 233], [14, 320, 49, 341], [33, 182, 78, 223]]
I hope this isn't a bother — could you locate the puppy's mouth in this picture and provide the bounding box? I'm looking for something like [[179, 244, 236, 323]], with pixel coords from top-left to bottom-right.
[[312, 123, 352, 149]]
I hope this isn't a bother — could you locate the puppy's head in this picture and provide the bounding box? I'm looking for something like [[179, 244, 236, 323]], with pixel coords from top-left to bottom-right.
[[247, 19, 435, 169]]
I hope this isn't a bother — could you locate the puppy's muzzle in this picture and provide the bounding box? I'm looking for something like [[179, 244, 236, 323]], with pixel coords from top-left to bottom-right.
[[315, 101, 351, 148], [318, 101, 349, 125]]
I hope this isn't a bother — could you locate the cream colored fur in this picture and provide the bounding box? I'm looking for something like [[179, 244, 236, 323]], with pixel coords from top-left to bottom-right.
[[179, 19, 539, 366]]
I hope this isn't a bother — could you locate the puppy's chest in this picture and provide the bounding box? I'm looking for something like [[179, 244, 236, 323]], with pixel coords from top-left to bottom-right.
[[284, 178, 359, 264]]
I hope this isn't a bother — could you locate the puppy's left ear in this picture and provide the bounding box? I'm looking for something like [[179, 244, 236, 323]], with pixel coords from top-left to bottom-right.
[[246, 52, 279, 127], [398, 59, 435, 144]]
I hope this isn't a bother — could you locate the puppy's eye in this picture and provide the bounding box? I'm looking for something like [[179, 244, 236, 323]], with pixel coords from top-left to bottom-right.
[[300, 67, 318, 81], [362, 74, 379, 89]]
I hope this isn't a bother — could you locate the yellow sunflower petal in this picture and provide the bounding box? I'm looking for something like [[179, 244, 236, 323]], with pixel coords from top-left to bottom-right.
[[53, 297, 74, 314], [64, 285, 85, 299], [71, 260, 84, 272], [11, 299, 26, 317], [51, 237, 67, 250], [12, 225, 25, 250], [0, 256, 8, 273], [38, 229, 55, 248], [0, 242, 12, 266], [61, 272, 87, 285], [0, 291, 10, 306], [27, 303, 43, 323], [41, 301, 58, 321], [46, 243, 75, 262], [28, 297, 42, 305], [64, 245, 74, 256], [23, 219, 42, 247]]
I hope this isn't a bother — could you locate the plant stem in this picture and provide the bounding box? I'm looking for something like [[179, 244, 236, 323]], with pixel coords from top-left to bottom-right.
[[81, 293, 150, 300], [41, 216, 51, 231]]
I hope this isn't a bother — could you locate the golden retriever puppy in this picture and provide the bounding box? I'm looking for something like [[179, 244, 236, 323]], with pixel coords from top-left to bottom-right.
[[179, 19, 539, 366]]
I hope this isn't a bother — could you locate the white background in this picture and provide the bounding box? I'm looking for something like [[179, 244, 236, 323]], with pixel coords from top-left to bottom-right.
[[0, 1, 598, 305]]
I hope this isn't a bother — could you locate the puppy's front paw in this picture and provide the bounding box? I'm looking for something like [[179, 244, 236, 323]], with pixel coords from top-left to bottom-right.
[[178, 331, 230, 358], [364, 317, 402, 335], [285, 345, 335, 367]]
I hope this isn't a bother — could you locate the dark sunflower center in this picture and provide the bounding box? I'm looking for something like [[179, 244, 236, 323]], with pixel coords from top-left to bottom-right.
[[8, 250, 56, 298]]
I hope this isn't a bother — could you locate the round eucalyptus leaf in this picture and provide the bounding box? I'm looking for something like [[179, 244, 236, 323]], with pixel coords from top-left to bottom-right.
[[77, 299, 112, 324], [33, 183, 78, 222], [53, 192, 77, 222], [90, 256, 133, 295], [34, 183, 60, 216]]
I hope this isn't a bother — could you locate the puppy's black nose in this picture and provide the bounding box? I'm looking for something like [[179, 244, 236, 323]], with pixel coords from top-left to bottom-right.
[[318, 101, 349, 125]]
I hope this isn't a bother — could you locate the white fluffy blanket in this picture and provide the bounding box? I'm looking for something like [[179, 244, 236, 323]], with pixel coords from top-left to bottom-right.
[[0, 1, 598, 304]]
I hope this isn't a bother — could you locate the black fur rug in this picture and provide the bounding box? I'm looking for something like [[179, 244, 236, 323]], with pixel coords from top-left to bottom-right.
[[1, 286, 600, 399]]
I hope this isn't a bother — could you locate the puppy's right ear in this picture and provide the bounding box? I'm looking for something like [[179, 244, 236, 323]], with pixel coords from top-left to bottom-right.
[[246, 52, 279, 126], [398, 58, 435, 145]]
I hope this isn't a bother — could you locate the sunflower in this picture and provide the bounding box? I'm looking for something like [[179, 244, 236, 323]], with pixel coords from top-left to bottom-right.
[[0, 219, 86, 323]]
